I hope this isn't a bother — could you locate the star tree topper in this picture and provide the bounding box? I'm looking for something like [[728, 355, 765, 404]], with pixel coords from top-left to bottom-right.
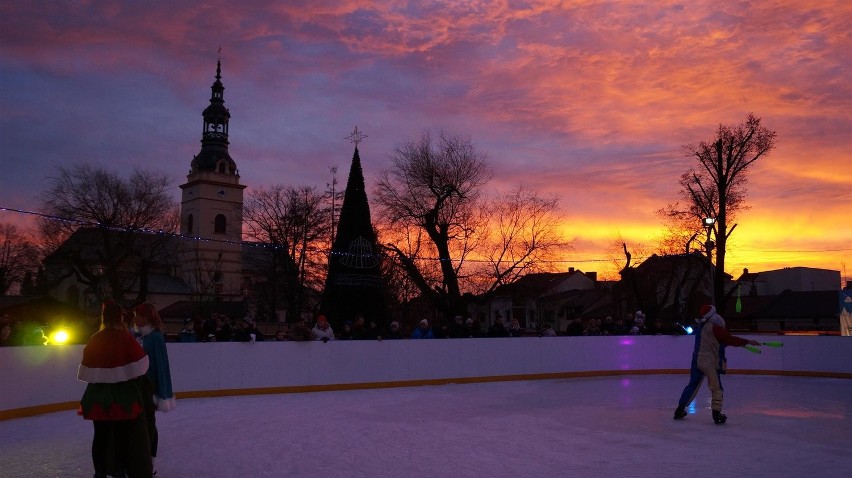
[[345, 126, 367, 148]]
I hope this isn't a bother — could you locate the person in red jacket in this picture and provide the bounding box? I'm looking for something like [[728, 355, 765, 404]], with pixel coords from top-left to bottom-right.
[[695, 304, 760, 424], [78, 300, 152, 477]]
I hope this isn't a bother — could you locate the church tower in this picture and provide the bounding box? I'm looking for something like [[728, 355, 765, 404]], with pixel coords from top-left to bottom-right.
[[179, 59, 246, 298]]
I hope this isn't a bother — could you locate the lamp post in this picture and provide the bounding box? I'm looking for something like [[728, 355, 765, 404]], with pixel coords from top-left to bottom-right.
[[702, 217, 716, 262], [703, 217, 716, 306]]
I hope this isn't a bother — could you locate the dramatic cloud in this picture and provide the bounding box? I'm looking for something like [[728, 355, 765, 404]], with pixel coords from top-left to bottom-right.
[[1, 0, 849, 281]]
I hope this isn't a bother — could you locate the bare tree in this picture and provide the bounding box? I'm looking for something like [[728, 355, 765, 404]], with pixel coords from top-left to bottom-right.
[[0, 223, 39, 295], [376, 132, 491, 316], [243, 185, 330, 321], [376, 132, 567, 317], [662, 114, 776, 308], [39, 162, 177, 301], [476, 185, 567, 293]]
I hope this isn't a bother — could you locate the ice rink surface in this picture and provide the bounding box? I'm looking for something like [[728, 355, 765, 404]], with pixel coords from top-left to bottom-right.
[[2, 374, 850, 478]]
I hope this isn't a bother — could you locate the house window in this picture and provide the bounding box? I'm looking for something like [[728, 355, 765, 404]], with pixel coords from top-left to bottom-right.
[[186, 214, 194, 235], [214, 214, 227, 234]]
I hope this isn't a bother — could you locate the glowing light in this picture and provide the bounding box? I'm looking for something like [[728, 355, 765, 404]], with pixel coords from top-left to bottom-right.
[[685, 326, 694, 334], [49, 329, 70, 345]]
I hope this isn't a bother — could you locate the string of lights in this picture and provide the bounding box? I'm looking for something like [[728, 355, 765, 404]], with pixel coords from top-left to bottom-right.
[[1, 205, 611, 264], [3, 206, 848, 265]]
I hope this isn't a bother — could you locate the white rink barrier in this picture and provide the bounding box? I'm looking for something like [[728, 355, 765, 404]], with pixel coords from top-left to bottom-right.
[[2, 335, 850, 420]]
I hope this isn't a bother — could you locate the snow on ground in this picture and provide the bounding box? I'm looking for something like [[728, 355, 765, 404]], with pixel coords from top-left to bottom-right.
[[2, 375, 850, 478]]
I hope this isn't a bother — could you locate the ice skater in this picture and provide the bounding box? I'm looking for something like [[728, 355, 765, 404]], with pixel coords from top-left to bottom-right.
[[673, 306, 714, 419], [688, 304, 758, 424], [78, 300, 153, 477], [133, 303, 176, 474]]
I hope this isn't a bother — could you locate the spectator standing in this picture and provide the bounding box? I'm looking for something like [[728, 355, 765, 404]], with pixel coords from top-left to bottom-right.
[[312, 315, 335, 342], [339, 321, 355, 340], [232, 318, 253, 342], [583, 319, 602, 336], [202, 314, 217, 339], [192, 314, 205, 342], [178, 318, 197, 343], [507, 318, 524, 337], [386, 321, 405, 339], [629, 312, 647, 335], [564, 317, 584, 336], [288, 319, 315, 341], [412, 319, 434, 339], [447, 315, 465, 338], [646, 318, 667, 335], [611, 316, 630, 335], [246, 320, 265, 342], [600, 316, 615, 335], [433, 321, 450, 338], [365, 319, 383, 340], [214, 315, 232, 342], [488, 319, 509, 338], [0, 323, 11, 346], [351, 315, 367, 340], [463, 318, 484, 338], [78, 300, 152, 478]]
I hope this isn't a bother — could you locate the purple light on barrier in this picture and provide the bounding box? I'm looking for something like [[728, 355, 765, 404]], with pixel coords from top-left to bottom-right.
[[619, 338, 634, 346]]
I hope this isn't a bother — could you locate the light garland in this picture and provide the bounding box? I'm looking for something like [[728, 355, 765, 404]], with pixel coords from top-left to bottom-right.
[[1, 205, 614, 264]]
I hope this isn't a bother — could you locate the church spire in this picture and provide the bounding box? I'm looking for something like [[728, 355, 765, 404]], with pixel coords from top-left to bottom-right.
[[190, 57, 237, 175], [202, 58, 229, 145]]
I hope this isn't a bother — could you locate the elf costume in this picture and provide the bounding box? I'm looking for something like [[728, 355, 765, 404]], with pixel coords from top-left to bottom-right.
[[78, 326, 153, 477]]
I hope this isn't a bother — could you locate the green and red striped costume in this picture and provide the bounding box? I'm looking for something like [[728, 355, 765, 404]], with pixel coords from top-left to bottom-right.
[[77, 328, 149, 421]]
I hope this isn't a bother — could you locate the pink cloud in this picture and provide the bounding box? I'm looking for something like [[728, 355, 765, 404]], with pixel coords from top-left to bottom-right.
[[1, 0, 849, 279]]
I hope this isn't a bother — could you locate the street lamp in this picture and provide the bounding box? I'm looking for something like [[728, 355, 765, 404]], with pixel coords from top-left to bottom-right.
[[702, 217, 716, 261], [702, 217, 717, 306]]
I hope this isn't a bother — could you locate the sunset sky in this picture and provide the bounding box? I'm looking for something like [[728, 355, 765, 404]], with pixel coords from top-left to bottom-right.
[[1, 1, 850, 284]]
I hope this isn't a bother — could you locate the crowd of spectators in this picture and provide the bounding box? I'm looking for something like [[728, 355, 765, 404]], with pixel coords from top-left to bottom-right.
[[0, 308, 684, 346], [0, 313, 49, 346]]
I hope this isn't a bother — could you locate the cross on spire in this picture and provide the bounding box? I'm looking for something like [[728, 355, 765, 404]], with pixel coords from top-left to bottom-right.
[[345, 126, 367, 148]]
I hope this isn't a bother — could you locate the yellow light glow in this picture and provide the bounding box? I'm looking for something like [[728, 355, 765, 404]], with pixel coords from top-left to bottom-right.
[[50, 329, 70, 345]]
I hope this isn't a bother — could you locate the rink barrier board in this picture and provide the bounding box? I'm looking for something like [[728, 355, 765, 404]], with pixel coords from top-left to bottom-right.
[[2, 335, 850, 421], [1, 368, 849, 421]]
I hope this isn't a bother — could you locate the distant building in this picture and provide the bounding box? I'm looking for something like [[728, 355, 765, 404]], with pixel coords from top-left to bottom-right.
[[483, 268, 602, 331], [735, 267, 841, 295], [725, 266, 844, 333], [42, 61, 264, 327], [619, 252, 715, 325]]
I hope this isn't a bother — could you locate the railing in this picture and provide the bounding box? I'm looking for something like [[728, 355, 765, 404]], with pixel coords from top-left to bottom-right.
[[2, 335, 850, 420]]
